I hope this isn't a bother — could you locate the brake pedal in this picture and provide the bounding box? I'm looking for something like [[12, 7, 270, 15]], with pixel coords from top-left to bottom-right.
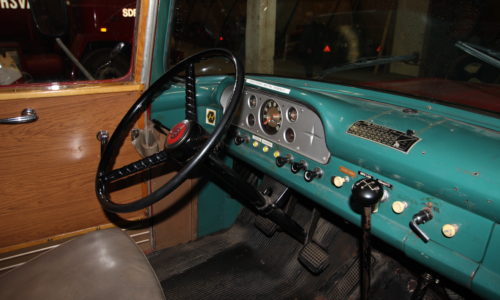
[[298, 209, 337, 274], [299, 241, 329, 274]]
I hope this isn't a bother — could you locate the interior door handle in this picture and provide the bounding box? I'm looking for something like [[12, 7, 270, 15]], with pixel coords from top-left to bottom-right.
[[0, 108, 38, 124]]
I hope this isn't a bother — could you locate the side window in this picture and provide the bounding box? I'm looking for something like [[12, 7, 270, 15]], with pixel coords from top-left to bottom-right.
[[0, 0, 138, 86]]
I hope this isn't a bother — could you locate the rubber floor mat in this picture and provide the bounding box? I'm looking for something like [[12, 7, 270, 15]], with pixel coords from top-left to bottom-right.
[[148, 193, 464, 300], [148, 207, 363, 300]]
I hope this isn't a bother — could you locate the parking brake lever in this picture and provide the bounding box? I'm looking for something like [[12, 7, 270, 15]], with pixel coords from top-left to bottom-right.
[[410, 209, 433, 243]]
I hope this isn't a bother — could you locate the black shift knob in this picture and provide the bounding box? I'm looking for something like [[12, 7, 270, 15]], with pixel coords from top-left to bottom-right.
[[352, 178, 384, 207]]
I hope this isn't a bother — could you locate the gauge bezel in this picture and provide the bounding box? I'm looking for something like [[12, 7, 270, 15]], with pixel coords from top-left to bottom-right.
[[259, 99, 282, 135], [284, 127, 295, 143], [246, 113, 255, 127], [286, 106, 299, 122], [248, 95, 257, 108]]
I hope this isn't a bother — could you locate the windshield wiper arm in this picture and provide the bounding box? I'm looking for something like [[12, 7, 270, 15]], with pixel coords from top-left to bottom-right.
[[455, 41, 500, 69], [319, 53, 418, 79]]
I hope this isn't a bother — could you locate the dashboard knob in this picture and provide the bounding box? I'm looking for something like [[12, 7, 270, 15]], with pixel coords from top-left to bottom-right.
[[352, 178, 384, 207], [234, 135, 247, 145], [304, 168, 323, 182], [442, 224, 459, 238], [392, 201, 408, 214], [332, 176, 349, 188], [291, 160, 307, 174], [234, 134, 248, 145]]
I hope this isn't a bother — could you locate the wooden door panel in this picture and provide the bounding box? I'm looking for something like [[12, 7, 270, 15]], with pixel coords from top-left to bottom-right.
[[0, 91, 146, 249]]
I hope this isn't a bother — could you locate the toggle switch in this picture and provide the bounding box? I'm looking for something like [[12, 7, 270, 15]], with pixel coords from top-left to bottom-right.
[[304, 168, 323, 182], [291, 160, 307, 174], [276, 154, 293, 167]]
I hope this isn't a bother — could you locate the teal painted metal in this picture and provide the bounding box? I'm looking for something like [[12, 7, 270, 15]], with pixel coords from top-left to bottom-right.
[[154, 75, 498, 297], [197, 166, 242, 238], [242, 77, 500, 223]]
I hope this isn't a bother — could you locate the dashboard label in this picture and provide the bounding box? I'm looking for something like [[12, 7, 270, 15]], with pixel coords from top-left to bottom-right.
[[246, 79, 291, 95], [252, 135, 262, 142], [252, 134, 273, 147], [206, 109, 216, 125]]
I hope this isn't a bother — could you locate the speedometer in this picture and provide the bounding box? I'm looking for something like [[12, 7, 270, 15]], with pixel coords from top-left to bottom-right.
[[260, 99, 282, 135]]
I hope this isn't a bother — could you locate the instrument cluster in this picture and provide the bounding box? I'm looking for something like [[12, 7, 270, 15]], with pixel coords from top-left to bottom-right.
[[220, 86, 331, 164]]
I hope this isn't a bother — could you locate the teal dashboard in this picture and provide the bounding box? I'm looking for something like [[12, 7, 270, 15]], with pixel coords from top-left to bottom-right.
[[151, 75, 500, 299]]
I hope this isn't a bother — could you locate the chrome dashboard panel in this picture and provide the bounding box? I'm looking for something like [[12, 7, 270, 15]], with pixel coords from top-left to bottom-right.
[[220, 86, 331, 164]]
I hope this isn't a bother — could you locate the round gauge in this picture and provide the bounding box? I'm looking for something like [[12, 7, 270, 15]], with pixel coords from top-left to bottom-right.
[[260, 99, 282, 135], [287, 107, 298, 122], [284, 128, 295, 143], [248, 95, 257, 108], [247, 113, 255, 126]]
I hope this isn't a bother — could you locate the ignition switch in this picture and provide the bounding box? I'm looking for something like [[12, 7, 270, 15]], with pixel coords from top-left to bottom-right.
[[234, 134, 248, 145]]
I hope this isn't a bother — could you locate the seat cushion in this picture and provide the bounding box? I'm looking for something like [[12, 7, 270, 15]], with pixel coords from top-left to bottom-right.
[[0, 228, 165, 300]]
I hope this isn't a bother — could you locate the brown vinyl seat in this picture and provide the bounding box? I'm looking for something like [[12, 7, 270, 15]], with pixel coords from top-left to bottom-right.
[[0, 228, 165, 300]]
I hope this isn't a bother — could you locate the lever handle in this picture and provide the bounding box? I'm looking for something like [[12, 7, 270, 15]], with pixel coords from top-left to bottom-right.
[[410, 209, 433, 243], [0, 108, 38, 124], [96, 130, 109, 156]]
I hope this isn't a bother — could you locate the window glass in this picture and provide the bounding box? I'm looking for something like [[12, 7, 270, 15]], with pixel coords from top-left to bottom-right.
[[169, 0, 500, 114], [0, 0, 138, 86]]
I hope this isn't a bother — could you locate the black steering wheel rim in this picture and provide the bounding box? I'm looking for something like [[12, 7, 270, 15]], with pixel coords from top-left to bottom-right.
[[96, 48, 244, 213]]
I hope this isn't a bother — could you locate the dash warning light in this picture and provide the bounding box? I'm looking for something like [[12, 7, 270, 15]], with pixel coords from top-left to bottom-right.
[[323, 45, 331, 53]]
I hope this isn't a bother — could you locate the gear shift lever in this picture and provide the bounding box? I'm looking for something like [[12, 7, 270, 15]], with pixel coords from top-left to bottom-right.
[[352, 177, 384, 300]]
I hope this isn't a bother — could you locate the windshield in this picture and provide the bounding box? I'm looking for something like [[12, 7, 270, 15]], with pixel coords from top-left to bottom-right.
[[168, 0, 500, 114]]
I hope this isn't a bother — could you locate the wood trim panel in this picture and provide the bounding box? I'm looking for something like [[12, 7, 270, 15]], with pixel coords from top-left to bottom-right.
[[0, 91, 146, 248], [0, 84, 144, 101]]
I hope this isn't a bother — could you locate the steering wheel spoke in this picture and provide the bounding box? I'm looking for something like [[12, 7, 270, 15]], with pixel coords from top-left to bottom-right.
[[101, 150, 170, 183], [185, 63, 197, 121]]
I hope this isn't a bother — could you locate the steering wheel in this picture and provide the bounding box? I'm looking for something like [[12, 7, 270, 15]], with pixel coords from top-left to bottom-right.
[[96, 49, 244, 213]]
